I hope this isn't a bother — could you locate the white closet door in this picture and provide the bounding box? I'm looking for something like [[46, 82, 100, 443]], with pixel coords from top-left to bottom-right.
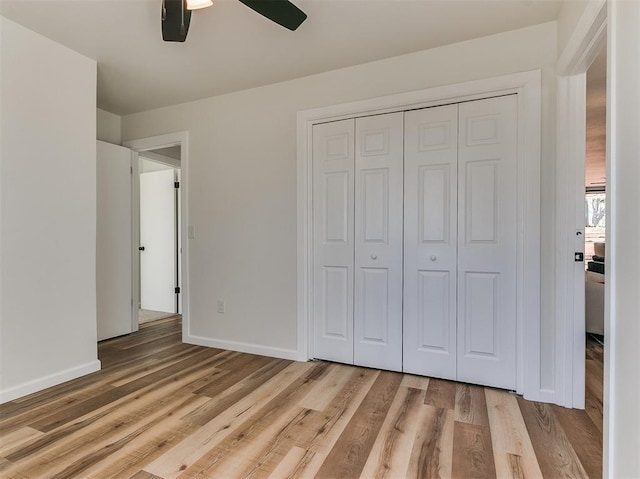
[[403, 105, 459, 378], [312, 119, 355, 364], [457, 95, 518, 390], [354, 112, 404, 371]]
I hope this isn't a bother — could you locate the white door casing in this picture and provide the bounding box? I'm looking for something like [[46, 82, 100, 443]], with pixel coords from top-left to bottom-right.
[[312, 119, 355, 364], [403, 104, 459, 378], [140, 168, 177, 313], [456, 95, 518, 390], [354, 112, 404, 371], [96, 141, 134, 341]]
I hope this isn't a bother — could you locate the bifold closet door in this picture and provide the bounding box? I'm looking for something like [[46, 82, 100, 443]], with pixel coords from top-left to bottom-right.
[[457, 95, 517, 390], [403, 104, 459, 378], [354, 112, 404, 371], [312, 119, 355, 364]]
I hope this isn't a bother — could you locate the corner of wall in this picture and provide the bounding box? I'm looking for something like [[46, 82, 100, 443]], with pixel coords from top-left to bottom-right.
[[97, 108, 123, 145]]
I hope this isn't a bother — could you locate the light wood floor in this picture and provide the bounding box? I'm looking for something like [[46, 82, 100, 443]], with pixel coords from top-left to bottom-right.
[[0, 318, 603, 479]]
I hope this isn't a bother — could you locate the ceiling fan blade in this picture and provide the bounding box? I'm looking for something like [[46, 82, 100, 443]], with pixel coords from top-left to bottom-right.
[[162, 0, 192, 42], [237, 0, 307, 31]]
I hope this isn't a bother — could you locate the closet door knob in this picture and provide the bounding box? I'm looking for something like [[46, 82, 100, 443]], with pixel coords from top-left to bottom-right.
[[430, 255, 437, 261], [371, 254, 378, 260]]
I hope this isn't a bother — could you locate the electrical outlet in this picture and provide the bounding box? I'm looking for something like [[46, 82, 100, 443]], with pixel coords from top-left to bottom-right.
[[217, 300, 225, 314]]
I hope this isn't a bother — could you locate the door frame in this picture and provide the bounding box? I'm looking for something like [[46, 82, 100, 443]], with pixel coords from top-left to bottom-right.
[[555, 0, 606, 409], [124, 131, 189, 337], [297, 70, 542, 399]]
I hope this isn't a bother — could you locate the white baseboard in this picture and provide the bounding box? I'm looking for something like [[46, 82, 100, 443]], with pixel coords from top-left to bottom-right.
[[0, 359, 102, 404], [184, 334, 305, 362]]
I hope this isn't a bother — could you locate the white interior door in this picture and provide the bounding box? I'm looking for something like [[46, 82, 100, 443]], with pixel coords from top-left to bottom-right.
[[403, 104, 459, 378], [312, 119, 355, 364], [140, 168, 176, 313], [97, 141, 133, 341], [354, 112, 404, 371], [457, 95, 518, 390]]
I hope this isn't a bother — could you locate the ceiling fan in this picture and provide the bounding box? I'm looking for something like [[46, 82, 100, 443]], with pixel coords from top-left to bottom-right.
[[161, 0, 307, 42]]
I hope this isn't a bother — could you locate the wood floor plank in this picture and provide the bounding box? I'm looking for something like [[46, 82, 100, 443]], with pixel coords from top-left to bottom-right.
[[298, 363, 355, 411], [0, 319, 602, 479], [3, 362, 219, 478], [182, 358, 291, 426], [424, 378, 457, 410], [129, 470, 165, 479], [585, 359, 604, 433], [313, 371, 403, 479], [222, 366, 379, 479], [451, 422, 497, 479], [551, 404, 603, 479], [0, 427, 44, 457], [485, 389, 543, 479], [192, 352, 275, 397], [143, 361, 314, 479], [59, 395, 209, 479], [5, 359, 226, 470], [358, 386, 426, 479], [27, 348, 225, 433], [406, 405, 454, 479], [229, 367, 372, 478], [177, 362, 331, 478], [273, 368, 378, 457], [517, 397, 589, 479], [266, 446, 324, 479], [454, 383, 490, 427], [401, 374, 430, 390]]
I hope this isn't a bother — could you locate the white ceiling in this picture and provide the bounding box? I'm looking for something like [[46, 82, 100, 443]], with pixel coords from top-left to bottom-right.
[[0, 0, 563, 115]]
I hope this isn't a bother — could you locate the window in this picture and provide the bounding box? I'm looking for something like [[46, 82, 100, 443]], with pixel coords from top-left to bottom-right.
[[585, 190, 606, 262]]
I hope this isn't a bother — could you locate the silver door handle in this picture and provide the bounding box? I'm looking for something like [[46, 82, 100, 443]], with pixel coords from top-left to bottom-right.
[[430, 255, 437, 261], [371, 254, 378, 260]]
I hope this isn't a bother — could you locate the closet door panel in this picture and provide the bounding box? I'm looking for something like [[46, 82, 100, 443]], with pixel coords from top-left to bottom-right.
[[403, 104, 458, 378], [313, 119, 355, 364], [457, 95, 517, 390], [354, 112, 403, 371]]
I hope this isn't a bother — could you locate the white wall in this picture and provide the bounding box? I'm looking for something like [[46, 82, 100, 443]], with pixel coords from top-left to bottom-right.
[[97, 108, 122, 145], [122, 23, 558, 387], [605, 1, 640, 476], [0, 18, 99, 402]]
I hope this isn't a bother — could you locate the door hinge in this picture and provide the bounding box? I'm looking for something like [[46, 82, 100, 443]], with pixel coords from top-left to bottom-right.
[[131, 166, 133, 174], [175, 286, 181, 294], [174, 181, 180, 189]]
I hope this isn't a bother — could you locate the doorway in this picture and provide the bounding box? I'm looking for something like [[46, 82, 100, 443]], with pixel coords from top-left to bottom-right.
[[583, 42, 606, 432], [138, 152, 181, 325], [124, 131, 189, 337]]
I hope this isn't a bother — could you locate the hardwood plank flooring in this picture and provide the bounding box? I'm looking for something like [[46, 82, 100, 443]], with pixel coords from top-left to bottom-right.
[[0, 318, 603, 478]]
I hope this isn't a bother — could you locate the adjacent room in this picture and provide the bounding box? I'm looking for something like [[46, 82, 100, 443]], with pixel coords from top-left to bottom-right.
[[1, 0, 638, 478]]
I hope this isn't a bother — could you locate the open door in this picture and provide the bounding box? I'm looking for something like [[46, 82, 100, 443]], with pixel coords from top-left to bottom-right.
[[97, 141, 135, 341], [139, 166, 178, 313]]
